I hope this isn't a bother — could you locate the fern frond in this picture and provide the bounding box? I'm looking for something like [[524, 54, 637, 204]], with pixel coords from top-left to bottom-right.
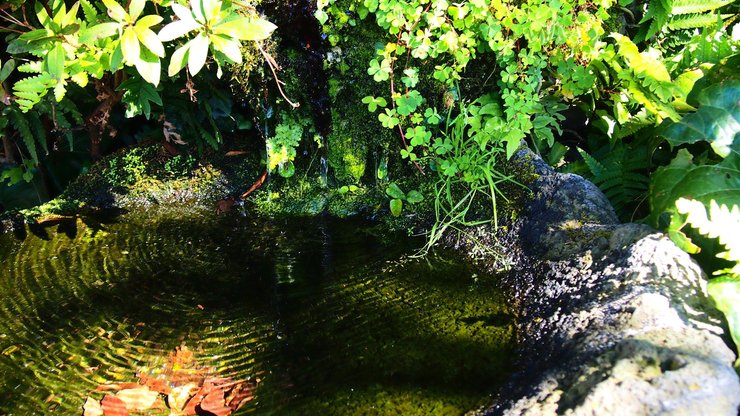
[[12, 73, 52, 112], [668, 13, 721, 30], [17, 61, 42, 73], [27, 111, 48, 156], [672, 0, 732, 15], [577, 143, 651, 220], [8, 108, 39, 163], [577, 147, 607, 177]]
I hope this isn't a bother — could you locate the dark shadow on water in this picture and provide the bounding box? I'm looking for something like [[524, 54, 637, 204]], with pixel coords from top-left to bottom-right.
[[0, 213, 516, 415]]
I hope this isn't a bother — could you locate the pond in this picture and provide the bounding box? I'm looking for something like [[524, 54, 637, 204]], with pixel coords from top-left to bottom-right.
[[0, 210, 516, 415]]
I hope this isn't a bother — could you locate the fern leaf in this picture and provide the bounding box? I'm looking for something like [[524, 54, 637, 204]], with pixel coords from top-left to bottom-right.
[[17, 61, 42, 73], [27, 111, 48, 156], [8, 108, 39, 163], [668, 13, 720, 30], [672, 0, 732, 15], [79, 0, 98, 23], [577, 147, 607, 177], [12, 73, 52, 112]]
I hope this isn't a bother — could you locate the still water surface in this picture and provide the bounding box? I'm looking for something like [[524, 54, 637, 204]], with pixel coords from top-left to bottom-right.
[[0, 209, 515, 414]]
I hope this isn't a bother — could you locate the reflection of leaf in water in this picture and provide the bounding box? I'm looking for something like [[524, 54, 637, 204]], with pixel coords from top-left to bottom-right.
[[115, 387, 160, 411], [82, 397, 103, 416], [100, 395, 128, 416], [84, 345, 255, 415]]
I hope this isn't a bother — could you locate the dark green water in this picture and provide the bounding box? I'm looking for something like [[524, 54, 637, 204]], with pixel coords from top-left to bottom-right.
[[0, 209, 515, 415]]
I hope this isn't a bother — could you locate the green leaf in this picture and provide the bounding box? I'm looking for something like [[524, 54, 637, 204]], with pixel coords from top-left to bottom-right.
[[80, 0, 98, 23], [649, 149, 740, 227], [136, 14, 163, 29], [0, 59, 16, 83], [80, 22, 122, 43], [209, 34, 241, 63], [134, 48, 161, 86], [386, 182, 405, 199], [121, 26, 141, 65], [158, 18, 200, 42], [101, 0, 128, 22], [187, 33, 209, 75], [118, 75, 162, 118], [406, 190, 423, 204], [45, 42, 65, 80], [707, 277, 740, 358], [213, 17, 277, 41], [128, 0, 146, 21], [135, 25, 165, 57], [659, 80, 740, 158], [168, 44, 190, 76], [389, 198, 403, 216]]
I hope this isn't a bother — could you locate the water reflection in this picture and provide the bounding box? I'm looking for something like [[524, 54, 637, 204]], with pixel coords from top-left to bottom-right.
[[0, 210, 515, 415]]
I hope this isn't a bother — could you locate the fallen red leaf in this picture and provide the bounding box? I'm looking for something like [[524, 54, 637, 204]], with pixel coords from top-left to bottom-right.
[[240, 169, 267, 200], [101, 395, 128, 416], [138, 374, 172, 395], [198, 388, 231, 416], [225, 382, 254, 412], [183, 382, 214, 415]]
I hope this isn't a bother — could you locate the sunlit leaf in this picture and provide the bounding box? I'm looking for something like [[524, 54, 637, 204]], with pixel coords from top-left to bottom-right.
[[201, 0, 221, 22], [189, 0, 206, 23], [80, 22, 122, 43], [135, 26, 165, 57], [102, 0, 128, 22], [135, 49, 161, 86], [708, 277, 740, 358], [213, 17, 276, 40], [121, 27, 140, 65], [128, 0, 146, 22], [158, 19, 200, 42], [136, 15, 164, 29], [45, 42, 65, 80], [210, 34, 241, 63], [187, 33, 209, 75], [168, 44, 189, 76]]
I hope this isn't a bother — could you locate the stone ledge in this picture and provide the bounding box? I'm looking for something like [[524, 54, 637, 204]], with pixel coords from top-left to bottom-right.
[[460, 150, 740, 415]]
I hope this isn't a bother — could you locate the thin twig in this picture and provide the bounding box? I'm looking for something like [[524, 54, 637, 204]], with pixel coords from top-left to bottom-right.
[[256, 42, 300, 109]]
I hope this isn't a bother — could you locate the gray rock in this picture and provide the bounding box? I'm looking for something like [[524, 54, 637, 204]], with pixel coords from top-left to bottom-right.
[[461, 149, 740, 416]]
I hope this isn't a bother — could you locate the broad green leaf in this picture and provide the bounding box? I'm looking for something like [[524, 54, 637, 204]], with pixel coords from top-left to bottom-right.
[[19, 28, 54, 42], [406, 190, 423, 204], [119, 74, 162, 118], [80, 22, 121, 43], [128, 0, 146, 21], [707, 277, 740, 358], [0, 59, 16, 83], [213, 17, 276, 40], [390, 198, 403, 217], [659, 81, 740, 158], [110, 43, 124, 71], [136, 15, 164, 29], [209, 34, 241, 63], [45, 42, 66, 80], [158, 19, 200, 41], [187, 33, 209, 75], [135, 49, 161, 86], [135, 26, 165, 57], [102, 0, 128, 22], [650, 149, 740, 227], [121, 27, 140, 65], [168, 44, 190, 76], [386, 183, 405, 199]]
